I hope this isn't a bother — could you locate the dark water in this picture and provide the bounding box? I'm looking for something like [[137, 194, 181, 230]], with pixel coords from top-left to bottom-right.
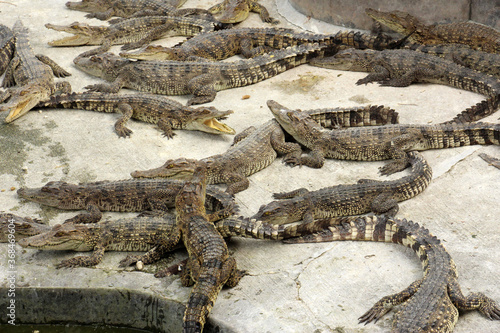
[[0, 324, 151, 333]]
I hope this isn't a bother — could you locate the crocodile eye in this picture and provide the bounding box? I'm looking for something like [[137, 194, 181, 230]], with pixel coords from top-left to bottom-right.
[[54, 231, 67, 237]]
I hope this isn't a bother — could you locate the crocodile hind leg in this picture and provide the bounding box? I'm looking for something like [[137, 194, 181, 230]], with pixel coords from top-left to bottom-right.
[[119, 228, 182, 267], [269, 125, 303, 164], [479, 153, 500, 170], [356, 65, 390, 85], [1, 55, 18, 88], [186, 73, 218, 105], [85, 75, 126, 93], [114, 102, 134, 138], [370, 191, 399, 217], [54, 81, 72, 95], [273, 188, 309, 199], [359, 278, 423, 324], [208, 2, 225, 15], [35, 54, 71, 77], [239, 37, 274, 58], [379, 130, 424, 175], [447, 278, 500, 320]]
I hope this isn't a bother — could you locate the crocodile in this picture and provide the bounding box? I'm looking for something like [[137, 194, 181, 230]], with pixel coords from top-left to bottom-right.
[[479, 153, 500, 169], [310, 48, 500, 123], [0, 213, 50, 242], [131, 119, 302, 194], [365, 8, 500, 53], [13, 211, 337, 268], [284, 215, 500, 332], [120, 27, 335, 61], [46, 16, 218, 58], [268, 100, 500, 174], [120, 28, 404, 62], [0, 20, 72, 123], [130, 106, 399, 193], [65, 0, 209, 22], [208, 0, 279, 24], [17, 178, 236, 224], [0, 24, 14, 76], [74, 43, 330, 105], [251, 150, 431, 225], [158, 164, 243, 333], [17, 182, 234, 268], [37, 92, 235, 138], [18, 211, 181, 268], [403, 43, 500, 79]]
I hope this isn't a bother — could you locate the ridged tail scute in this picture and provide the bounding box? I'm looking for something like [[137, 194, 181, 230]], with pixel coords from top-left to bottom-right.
[[450, 94, 500, 123], [216, 216, 346, 240]]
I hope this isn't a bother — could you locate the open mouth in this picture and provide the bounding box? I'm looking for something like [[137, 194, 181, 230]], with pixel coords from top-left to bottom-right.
[[203, 118, 236, 134], [4, 99, 31, 123], [48, 34, 92, 46]]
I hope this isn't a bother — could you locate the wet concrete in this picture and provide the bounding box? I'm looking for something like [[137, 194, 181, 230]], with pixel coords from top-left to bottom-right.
[[0, 0, 499, 332]]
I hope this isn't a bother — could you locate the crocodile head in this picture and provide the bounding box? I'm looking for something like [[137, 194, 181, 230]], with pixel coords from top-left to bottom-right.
[[132, 157, 221, 179], [18, 223, 93, 251], [267, 100, 322, 144], [0, 213, 51, 242], [46, 22, 107, 46], [365, 8, 422, 36], [120, 45, 181, 61], [131, 158, 199, 179], [65, 0, 108, 14], [251, 200, 304, 225], [2, 83, 54, 123], [216, 0, 251, 23], [73, 52, 130, 81], [17, 181, 87, 209], [183, 106, 235, 134]]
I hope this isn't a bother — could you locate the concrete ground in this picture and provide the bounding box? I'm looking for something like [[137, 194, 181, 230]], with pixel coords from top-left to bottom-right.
[[0, 0, 499, 332]]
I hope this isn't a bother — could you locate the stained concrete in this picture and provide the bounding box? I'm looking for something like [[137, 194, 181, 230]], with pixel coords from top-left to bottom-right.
[[287, 0, 499, 31], [0, 0, 499, 332]]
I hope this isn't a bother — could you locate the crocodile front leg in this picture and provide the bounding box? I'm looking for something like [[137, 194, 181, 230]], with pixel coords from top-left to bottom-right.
[[57, 242, 107, 268], [359, 278, 423, 324], [250, 2, 279, 24], [35, 54, 72, 78], [85, 9, 115, 21], [121, 23, 175, 51], [84, 75, 126, 93], [63, 203, 103, 224]]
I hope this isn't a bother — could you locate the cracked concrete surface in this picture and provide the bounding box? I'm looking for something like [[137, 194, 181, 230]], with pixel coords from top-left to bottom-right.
[[0, 0, 499, 332]]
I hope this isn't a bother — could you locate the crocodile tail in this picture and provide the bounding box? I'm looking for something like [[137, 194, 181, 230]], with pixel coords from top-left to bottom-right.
[[449, 94, 500, 123], [183, 286, 215, 333], [215, 216, 342, 240], [283, 216, 439, 246]]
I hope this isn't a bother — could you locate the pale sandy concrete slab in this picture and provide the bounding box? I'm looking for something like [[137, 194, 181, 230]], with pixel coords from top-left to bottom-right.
[[0, 0, 499, 332]]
